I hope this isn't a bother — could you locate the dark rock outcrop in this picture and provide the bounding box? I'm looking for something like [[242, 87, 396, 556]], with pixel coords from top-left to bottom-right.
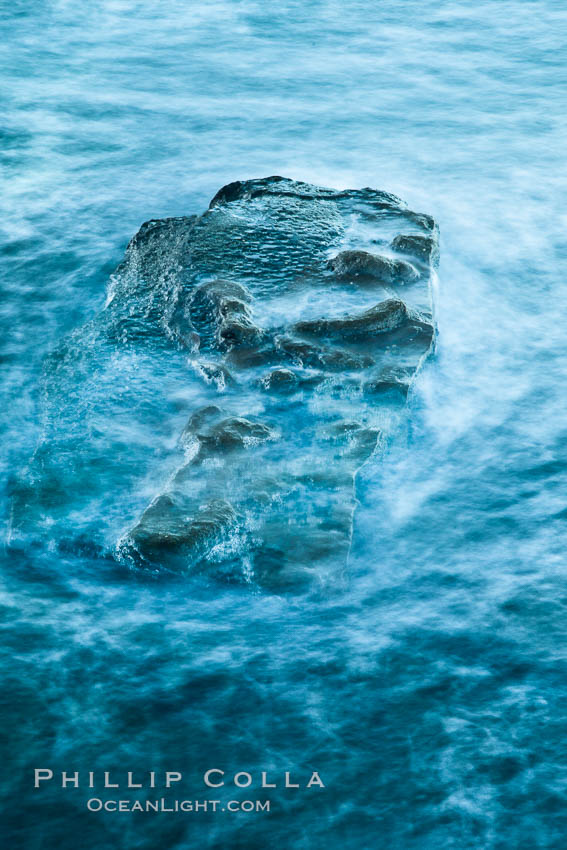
[[128, 496, 237, 569], [293, 299, 410, 341], [328, 250, 419, 284], [12, 176, 438, 591], [391, 233, 439, 265], [118, 177, 438, 587]]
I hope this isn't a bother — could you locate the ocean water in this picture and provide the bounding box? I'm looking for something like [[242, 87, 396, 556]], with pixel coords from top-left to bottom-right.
[[2, 2, 567, 848]]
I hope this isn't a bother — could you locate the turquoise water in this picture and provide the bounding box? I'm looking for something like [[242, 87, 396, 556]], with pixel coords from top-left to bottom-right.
[[2, 2, 567, 848]]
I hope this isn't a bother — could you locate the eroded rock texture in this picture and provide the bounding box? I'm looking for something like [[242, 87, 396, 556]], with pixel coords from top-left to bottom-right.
[[12, 177, 438, 590]]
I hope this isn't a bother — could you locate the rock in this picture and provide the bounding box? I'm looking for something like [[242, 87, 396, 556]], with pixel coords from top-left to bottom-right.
[[292, 299, 411, 342], [344, 428, 380, 462], [328, 250, 419, 284], [128, 496, 237, 570], [14, 176, 438, 591], [324, 421, 381, 463], [217, 316, 266, 351], [363, 367, 413, 398], [205, 417, 275, 451], [391, 233, 438, 265], [260, 368, 300, 394], [191, 279, 252, 317], [274, 335, 375, 370], [181, 405, 222, 441], [182, 410, 275, 456], [189, 279, 256, 351], [185, 279, 269, 352], [196, 362, 236, 390]]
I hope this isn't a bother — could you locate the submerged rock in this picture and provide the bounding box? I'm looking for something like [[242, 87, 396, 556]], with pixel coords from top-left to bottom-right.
[[204, 416, 275, 451], [273, 334, 375, 371], [127, 496, 237, 569], [180, 407, 275, 454], [195, 362, 236, 390], [363, 367, 414, 398], [12, 176, 438, 590], [260, 368, 300, 394]]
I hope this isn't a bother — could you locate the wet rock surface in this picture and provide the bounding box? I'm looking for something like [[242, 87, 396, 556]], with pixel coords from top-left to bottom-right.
[[293, 299, 410, 341], [12, 176, 438, 590], [328, 250, 419, 284], [391, 232, 439, 265]]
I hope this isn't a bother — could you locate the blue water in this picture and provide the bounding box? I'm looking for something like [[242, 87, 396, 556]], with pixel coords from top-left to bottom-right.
[[2, 2, 567, 848]]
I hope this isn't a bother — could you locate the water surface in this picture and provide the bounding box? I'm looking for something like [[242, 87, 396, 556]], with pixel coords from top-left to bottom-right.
[[2, 1, 567, 847]]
